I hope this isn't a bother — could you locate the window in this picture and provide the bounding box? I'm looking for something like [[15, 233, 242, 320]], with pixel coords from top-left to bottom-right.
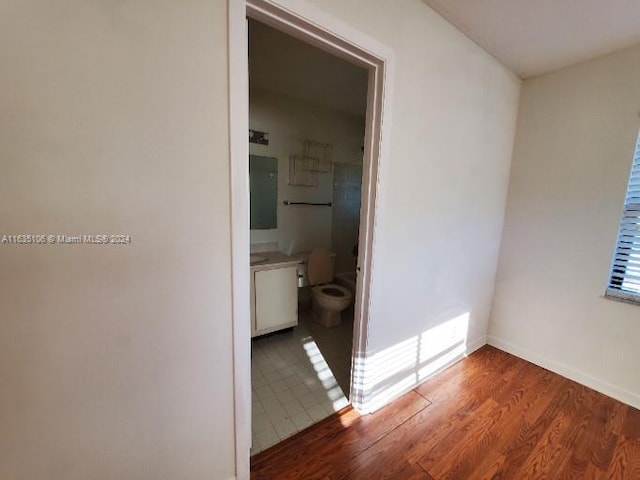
[[607, 132, 640, 304]]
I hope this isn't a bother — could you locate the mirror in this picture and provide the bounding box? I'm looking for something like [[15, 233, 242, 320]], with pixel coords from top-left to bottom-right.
[[250, 155, 278, 229]]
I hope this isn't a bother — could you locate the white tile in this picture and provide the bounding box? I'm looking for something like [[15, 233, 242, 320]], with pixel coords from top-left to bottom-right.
[[252, 400, 265, 414], [292, 364, 310, 375], [290, 411, 314, 431], [326, 386, 345, 401], [302, 378, 320, 390], [255, 425, 279, 451], [332, 397, 349, 410], [252, 354, 266, 364], [323, 401, 341, 414], [258, 364, 276, 376], [313, 391, 331, 404], [252, 374, 267, 388], [251, 312, 355, 456], [297, 392, 318, 409], [280, 353, 297, 364], [270, 379, 289, 392], [252, 412, 273, 432], [263, 403, 287, 423], [266, 352, 282, 362], [316, 398, 335, 414], [272, 360, 288, 370], [266, 409, 289, 426], [273, 419, 297, 439], [280, 360, 297, 370], [254, 351, 267, 360], [307, 404, 329, 423], [291, 383, 311, 396], [261, 397, 285, 414], [283, 379, 301, 392], [275, 388, 296, 404], [284, 374, 301, 387], [255, 385, 276, 401], [263, 370, 281, 383], [282, 399, 304, 416]]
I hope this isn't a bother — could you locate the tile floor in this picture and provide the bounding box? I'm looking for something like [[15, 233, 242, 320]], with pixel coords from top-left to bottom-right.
[[303, 308, 354, 396], [251, 309, 353, 455]]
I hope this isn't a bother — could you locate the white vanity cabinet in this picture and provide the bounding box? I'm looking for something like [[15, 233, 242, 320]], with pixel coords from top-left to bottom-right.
[[251, 264, 298, 337]]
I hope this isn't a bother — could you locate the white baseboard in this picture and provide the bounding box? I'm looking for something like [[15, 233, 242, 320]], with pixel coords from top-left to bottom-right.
[[487, 335, 640, 410], [467, 335, 488, 354]]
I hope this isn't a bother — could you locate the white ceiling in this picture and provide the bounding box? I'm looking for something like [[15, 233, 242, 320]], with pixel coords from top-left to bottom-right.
[[248, 19, 368, 117], [423, 0, 640, 78]]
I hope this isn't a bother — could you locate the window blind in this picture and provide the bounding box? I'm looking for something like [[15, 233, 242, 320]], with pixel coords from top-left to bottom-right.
[[606, 133, 640, 304]]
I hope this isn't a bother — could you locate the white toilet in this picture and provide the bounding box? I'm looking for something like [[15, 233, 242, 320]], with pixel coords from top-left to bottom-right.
[[307, 248, 353, 328]]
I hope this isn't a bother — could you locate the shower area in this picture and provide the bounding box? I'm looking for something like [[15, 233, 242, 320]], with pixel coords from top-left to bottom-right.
[[332, 163, 363, 281]]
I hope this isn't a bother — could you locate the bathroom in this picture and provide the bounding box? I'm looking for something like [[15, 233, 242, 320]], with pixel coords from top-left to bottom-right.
[[248, 19, 368, 454]]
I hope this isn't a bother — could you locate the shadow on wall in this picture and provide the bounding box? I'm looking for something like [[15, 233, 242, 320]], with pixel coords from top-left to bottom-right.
[[353, 313, 470, 413]]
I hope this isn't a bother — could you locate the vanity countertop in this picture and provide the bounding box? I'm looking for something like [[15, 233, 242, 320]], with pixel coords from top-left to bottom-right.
[[250, 251, 303, 271]]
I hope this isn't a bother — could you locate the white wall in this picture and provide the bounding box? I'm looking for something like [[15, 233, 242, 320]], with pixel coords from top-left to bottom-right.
[[490, 44, 640, 408], [0, 1, 235, 479], [249, 87, 365, 254], [301, 0, 520, 409], [1, 0, 521, 477]]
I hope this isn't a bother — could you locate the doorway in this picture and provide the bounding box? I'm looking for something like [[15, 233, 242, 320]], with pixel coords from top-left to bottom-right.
[[228, 0, 393, 476], [247, 17, 367, 454]]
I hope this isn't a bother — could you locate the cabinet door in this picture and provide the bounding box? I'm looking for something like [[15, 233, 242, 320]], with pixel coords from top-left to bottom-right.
[[250, 269, 256, 336], [254, 267, 298, 333]]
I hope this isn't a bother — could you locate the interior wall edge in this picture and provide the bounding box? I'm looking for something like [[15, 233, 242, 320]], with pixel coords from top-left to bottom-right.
[[487, 335, 640, 410]]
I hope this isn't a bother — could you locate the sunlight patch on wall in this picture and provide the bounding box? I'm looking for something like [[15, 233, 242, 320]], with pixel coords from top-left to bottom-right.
[[417, 313, 469, 381], [355, 313, 470, 412]]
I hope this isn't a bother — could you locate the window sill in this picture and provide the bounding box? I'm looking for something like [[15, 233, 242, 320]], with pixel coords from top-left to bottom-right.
[[604, 288, 640, 306]]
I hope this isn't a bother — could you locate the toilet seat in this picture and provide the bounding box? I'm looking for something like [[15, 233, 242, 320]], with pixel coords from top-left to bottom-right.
[[307, 248, 353, 327], [314, 283, 351, 299], [311, 283, 352, 311]]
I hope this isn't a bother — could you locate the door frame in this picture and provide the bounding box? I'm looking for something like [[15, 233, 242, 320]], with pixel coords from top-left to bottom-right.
[[228, 0, 394, 477]]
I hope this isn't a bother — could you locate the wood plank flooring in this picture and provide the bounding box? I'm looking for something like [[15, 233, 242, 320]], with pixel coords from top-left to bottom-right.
[[250, 345, 640, 479]]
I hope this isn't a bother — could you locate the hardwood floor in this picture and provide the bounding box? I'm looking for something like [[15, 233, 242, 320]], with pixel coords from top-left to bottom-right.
[[250, 345, 640, 479]]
